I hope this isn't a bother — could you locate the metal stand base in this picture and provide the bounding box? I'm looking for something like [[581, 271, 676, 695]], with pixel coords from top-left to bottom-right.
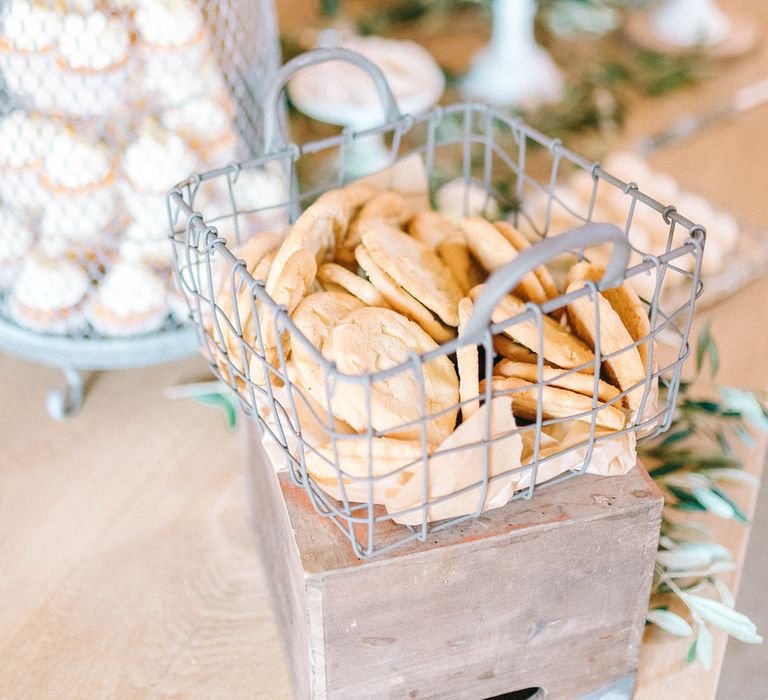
[[0, 318, 199, 419], [46, 367, 86, 421]]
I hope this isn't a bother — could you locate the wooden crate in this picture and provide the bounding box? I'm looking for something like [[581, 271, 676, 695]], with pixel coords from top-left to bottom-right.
[[246, 425, 663, 699]]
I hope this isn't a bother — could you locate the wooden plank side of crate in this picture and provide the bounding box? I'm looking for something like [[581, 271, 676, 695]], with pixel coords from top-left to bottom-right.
[[247, 423, 663, 699], [315, 470, 662, 699]]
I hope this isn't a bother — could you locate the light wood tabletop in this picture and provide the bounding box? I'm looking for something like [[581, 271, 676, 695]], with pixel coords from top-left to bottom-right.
[[3, 1, 768, 697]]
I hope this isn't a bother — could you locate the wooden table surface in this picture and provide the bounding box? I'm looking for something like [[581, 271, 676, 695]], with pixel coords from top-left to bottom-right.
[[3, 1, 768, 697]]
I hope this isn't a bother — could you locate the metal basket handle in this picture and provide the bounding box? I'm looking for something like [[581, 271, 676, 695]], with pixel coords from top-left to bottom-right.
[[462, 222, 631, 343], [262, 47, 403, 154]]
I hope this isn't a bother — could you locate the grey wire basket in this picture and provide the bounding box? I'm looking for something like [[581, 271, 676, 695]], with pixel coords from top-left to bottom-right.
[[0, 0, 280, 418], [168, 49, 705, 559]]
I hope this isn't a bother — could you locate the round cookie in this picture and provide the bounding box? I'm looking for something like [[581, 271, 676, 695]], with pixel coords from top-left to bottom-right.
[[255, 248, 317, 385], [494, 360, 620, 403], [565, 280, 646, 412], [469, 285, 594, 370], [360, 221, 463, 326], [265, 200, 337, 295], [495, 220, 559, 301], [492, 335, 540, 364], [461, 217, 547, 304], [290, 291, 365, 405], [328, 306, 459, 445], [566, 261, 651, 366], [317, 182, 376, 246], [355, 244, 453, 343], [482, 376, 626, 431], [457, 297, 480, 420], [317, 262, 390, 308]]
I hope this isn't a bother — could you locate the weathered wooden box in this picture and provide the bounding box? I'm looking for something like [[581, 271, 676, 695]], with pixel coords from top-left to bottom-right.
[[246, 425, 663, 699]]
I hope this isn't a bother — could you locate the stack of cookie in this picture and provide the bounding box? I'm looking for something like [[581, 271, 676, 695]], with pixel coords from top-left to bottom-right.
[[212, 181, 655, 523]]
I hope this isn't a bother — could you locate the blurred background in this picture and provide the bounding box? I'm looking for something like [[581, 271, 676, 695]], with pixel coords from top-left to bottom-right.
[[1, 0, 766, 697]]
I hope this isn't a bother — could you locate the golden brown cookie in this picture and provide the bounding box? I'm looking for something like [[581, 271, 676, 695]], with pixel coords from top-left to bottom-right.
[[290, 291, 365, 405], [470, 285, 594, 370], [317, 262, 390, 308], [328, 306, 459, 445], [265, 200, 337, 295], [482, 376, 626, 431], [492, 335, 540, 364], [566, 261, 651, 366], [461, 217, 547, 304], [408, 211, 483, 295], [495, 220, 560, 301], [346, 190, 410, 248], [317, 182, 377, 244], [355, 244, 454, 343], [255, 248, 317, 384], [565, 280, 646, 412], [457, 298, 480, 420], [494, 360, 620, 403], [360, 222, 463, 326]]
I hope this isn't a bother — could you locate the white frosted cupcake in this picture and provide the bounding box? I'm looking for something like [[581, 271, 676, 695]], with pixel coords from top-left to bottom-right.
[[37, 207, 119, 266], [0, 0, 60, 112], [135, 0, 208, 106], [9, 253, 90, 334], [87, 262, 169, 336], [161, 96, 237, 168], [0, 208, 34, 290], [0, 111, 62, 209], [53, 12, 134, 119], [118, 220, 173, 269], [40, 133, 118, 256], [121, 121, 197, 228]]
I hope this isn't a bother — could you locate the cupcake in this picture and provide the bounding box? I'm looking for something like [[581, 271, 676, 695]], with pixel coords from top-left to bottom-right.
[[40, 132, 118, 258], [0, 208, 34, 290], [37, 207, 119, 267], [121, 121, 197, 228], [135, 0, 209, 106], [87, 262, 169, 336], [0, 0, 60, 112], [118, 220, 173, 270], [161, 96, 238, 168], [9, 253, 91, 335], [53, 11, 134, 119], [0, 110, 61, 209]]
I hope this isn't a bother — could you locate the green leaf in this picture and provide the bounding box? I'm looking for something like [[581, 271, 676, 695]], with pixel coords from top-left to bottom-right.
[[682, 594, 763, 643], [661, 427, 695, 446], [703, 468, 760, 488], [657, 548, 713, 571], [695, 321, 713, 375], [648, 460, 689, 478], [720, 387, 768, 432], [686, 638, 698, 664], [666, 485, 706, 511], [692, 487, 735, 519], [663, 473, 711, 490], [714, 579, 736, 609], [646, 609, 693, 637], [736, 424, 756, 448], [697, 623, 714, 671], [709, 486, 750, 525]]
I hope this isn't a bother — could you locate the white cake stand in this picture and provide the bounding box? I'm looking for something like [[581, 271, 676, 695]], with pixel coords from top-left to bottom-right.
[[626, 0, 758, 59], [461, 0, 564, 108], [287, 35, 445, 177]]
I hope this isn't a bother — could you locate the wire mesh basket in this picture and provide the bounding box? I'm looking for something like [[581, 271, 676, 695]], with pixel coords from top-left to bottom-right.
[[0, 0, 280, 417], [169, 49, 705, 559]]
